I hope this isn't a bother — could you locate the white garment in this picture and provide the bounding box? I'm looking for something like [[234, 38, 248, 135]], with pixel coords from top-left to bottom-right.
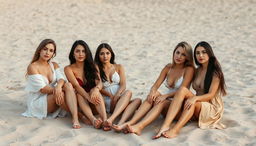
[[163, 75, 184, 95], [22, 62, 67, 119], [103, 71, 120, 113]]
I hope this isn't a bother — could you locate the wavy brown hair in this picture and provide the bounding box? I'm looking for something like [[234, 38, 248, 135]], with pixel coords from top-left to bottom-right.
[[30, 39, 56, 64]]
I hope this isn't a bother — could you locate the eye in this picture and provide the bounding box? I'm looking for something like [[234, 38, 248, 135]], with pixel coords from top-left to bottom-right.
[[181, 53, 186, 57], [202, 50, 207, 54], [196, 51, 200, 55], [176, 51, 180, 54], [100, 52, 105, 56], [49, 49, 54, 53], [106, 52, 111, 55]]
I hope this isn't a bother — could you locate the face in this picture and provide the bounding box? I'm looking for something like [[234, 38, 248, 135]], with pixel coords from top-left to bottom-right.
[[195, 46, 209, 64], [173, 47, 186, 64], [39, 43, 55, 61], [99, 48, 111, 64], [74, 45, 86, 62]]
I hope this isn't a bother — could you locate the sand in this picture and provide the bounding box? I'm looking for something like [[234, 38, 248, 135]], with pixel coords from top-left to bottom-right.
[[0, 0, 255, 145]]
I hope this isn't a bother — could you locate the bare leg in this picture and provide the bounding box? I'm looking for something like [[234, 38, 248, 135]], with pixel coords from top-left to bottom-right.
[[77, 94, 102, 129], [162, 102, 201, 138], [93, 94, 107, 122], [154, 87, 194, 138], [112, 98, 142, 131], [127, 100, 170, 135], [104, 90, 132, 128], [47, 94, 58, 113], [63, 83, 80, 129]]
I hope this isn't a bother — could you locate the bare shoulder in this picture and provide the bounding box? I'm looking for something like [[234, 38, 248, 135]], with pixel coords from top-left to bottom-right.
[[114, 64, 124, 71], [52, 62, 60, 69], [165, 63, 172, 69], [213, 72, 220, 81], [162, 63, 171, 72], [185, 66, 195, 73], [64, 64, 73, 72], [27, 63, 38, 75]]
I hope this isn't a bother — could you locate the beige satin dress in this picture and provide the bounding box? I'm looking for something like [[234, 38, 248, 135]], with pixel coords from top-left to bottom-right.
[[192, 75, 226, 129]]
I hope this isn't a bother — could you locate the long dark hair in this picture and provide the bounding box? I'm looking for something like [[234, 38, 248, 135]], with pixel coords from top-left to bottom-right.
[[69, 40, 98, 87], [94, 43, 116, 82], [194, 41, 226, 96]]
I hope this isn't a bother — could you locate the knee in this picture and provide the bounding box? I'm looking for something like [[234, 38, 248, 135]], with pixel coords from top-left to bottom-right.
[[177, 86, 189, 96], [125, 90, 132, 97], [64, 82, 73, 91], [133, 98, 142, 105]]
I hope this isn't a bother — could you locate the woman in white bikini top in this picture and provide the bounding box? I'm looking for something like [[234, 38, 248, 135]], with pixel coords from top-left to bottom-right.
[[94, 43, 141, 131]]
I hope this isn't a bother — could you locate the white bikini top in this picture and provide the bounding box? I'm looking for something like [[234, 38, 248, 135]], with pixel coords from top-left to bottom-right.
[[103, 71, 120, 88], [164, 76, 184, 90], [164, 68, 184, 90]]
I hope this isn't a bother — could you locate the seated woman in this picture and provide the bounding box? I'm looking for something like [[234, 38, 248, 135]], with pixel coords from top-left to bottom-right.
[[64, 40, 107, 129], [158, 41, 227, 138], [114, 42, 195, 136], [22, 39, 80, 129], [94, 43, 141, 131]]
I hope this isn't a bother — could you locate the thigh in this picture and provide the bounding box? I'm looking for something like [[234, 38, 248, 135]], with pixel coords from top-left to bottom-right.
[[47, 94, 58, 113], [193, 102, 202, 119], [160, 100, 171, 117]]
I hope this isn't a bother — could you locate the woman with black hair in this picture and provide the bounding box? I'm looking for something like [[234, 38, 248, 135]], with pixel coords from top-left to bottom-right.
[[64, 40, 107, 129], [94, 43, 141, 131], [157, 41, 226, 139]]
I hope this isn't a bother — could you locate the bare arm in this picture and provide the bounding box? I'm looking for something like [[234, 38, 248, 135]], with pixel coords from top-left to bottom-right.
[[184, 75, 220, 110], [150, 65, 170, 92], [194, 75, 220, 102], [113, 64, 126, 97], [162, 66, 194, 98], [27, 64, 54, 94], [64, 66, 90, 100]]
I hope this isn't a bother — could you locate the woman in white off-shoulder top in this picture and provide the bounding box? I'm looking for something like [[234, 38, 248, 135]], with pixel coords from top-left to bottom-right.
[[22, 39, 81, 129]]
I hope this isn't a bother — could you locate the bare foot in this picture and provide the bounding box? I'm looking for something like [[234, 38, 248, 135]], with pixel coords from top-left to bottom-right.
[[93, 118, 103, 129], [72, 120, 81, 129], [112, 123, 127, 132], [162, 129, 179, 138], [80, 115, 92, 125], [152, 127, 169, 139], [78, 112, 92, 125], [126, 124, 142, 135], [103, 120, 112, 131]]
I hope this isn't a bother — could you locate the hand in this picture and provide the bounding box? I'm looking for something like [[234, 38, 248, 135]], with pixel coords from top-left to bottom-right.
[[54, 86, 64, 105], [90, 88, 101, 105], [154, 95, 167, 105], [147, 90, 157, 104], [184, 96, 197, 110]]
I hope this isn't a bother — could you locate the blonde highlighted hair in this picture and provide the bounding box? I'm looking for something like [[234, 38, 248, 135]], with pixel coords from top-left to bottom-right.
[[172, 41, 194, 68]]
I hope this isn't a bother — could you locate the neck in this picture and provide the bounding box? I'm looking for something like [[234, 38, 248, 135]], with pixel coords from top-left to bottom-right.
[[75, 61, 84, 67], [103, 62, 112, 68], [38, 58, 49, 65], [202, 62, 208, 70], [174, 63, 184, 69]]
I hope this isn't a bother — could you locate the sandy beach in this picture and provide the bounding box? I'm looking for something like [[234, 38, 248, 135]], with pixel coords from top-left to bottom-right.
[[0, 0, 255, 145]]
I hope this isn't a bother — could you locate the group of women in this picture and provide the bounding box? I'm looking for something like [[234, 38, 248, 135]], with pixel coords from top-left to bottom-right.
[[22, 39, 226, 139]]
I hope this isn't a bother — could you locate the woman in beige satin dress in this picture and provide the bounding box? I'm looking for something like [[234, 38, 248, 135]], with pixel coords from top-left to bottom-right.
[[155, 41, 227, 139]]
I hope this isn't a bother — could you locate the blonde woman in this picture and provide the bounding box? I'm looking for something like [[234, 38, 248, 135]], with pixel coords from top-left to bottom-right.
[[116, 42, 195, 136]]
